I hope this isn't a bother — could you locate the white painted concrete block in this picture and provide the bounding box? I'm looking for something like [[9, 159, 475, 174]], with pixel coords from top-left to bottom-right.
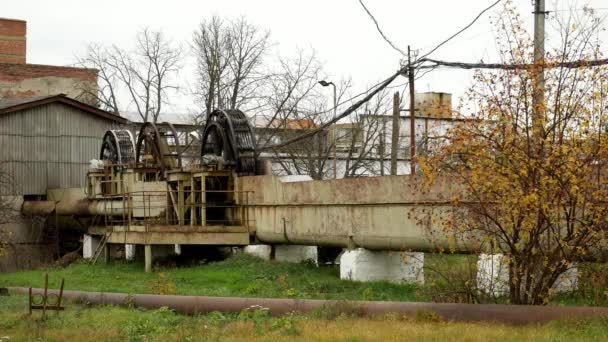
[[82, 234, 99, 259], [275, 245, 318, 264], [125, 244, 136, 260], [476, 253, 510, 297], [340, 249, 424, 284], [174, 244, 182, 255], [477, 254, 578, 296], [243, 245, 272, 260], [552, 263, 578, 293]]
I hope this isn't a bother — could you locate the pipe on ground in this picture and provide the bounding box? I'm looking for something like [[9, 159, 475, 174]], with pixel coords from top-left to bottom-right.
[[9, 287, 608, 325]]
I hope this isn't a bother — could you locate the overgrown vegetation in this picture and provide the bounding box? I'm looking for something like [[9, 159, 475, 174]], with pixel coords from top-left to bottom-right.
[[418, 2, 608, 305], [0, 254, 417, 302], [1, 293, 608, 341], [1, 253, 606, 307]]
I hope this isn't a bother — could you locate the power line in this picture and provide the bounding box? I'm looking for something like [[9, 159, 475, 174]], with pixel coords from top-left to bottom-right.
[[418, 0, 503, 61], [418, 57, 608, 70], [258, 69, 403, 151], [358, 0, 407, 56]]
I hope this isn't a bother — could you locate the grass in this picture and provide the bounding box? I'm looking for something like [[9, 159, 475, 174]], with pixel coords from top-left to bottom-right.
[[1, 253, 607, 306], [0, 254, 418, 301], [1, 294, 607, 341], [1, 254, 608, 340]]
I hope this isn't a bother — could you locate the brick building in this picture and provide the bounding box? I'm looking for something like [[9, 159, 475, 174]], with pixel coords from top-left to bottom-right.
[[0, 18, 98, 105]]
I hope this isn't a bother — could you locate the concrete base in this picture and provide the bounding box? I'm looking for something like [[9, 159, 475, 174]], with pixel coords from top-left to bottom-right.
[[340, 249, 424, 284], [476, 254, 578, 296], [243, 245, 272, 260], [125, 244, 136, 260], [275, 245, 318, 265], [83, 234, 100, 259], [476, 254, 510, 297]]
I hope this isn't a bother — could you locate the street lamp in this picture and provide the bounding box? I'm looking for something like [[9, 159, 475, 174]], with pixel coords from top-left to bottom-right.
[[318, 80, 337, 179]]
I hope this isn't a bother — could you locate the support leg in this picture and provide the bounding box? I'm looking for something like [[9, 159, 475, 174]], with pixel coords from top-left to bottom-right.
[[145, 245, 152, 273]]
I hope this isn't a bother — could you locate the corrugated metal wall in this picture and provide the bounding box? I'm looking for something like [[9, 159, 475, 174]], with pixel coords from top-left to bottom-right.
[[0, 103, 119, 195]]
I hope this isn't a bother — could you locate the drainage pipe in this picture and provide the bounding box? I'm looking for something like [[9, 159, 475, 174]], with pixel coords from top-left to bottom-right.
[[9, 287, 608, 325]]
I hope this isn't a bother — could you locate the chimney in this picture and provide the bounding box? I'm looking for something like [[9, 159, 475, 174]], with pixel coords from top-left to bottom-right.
[[0, 18, 26, 64], [414, 92, 452, 118]]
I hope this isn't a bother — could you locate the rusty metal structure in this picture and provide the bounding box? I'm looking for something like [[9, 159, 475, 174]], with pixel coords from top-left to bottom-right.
[[19, 107, 474, 271], [28, 274, 65, 317]]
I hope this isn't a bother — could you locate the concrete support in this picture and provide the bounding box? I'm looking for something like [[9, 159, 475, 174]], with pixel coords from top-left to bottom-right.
[[82, 234, 100, 259], [144, 245, 152, 273], [125, 244, 136, 261], [103, 243, 110, 263], [275, 245, 318, 265], [340, 249, 424, 284], [174, 244, 182, 255], [243, 245, 272, 260], [476, 254, 509, 297], [476, 254, 578, 296]]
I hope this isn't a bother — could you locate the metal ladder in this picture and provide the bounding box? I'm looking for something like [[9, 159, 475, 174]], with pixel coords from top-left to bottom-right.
[[91, 232, 110, 264]]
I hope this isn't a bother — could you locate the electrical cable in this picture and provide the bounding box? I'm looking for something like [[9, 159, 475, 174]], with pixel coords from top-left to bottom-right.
[[258, 69, 404, 150], [418, 0, 503, 61], [358, 0, 407, 56]]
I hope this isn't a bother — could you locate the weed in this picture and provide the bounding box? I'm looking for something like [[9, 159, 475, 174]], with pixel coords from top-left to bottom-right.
[[238, 305, 271, 335], [415, 309, 443, 323], [147, 272, 176, 295], [270, 312, 301, 336]]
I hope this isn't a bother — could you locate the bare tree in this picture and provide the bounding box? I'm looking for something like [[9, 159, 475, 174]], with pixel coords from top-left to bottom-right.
[[193, 15, 269, 118], [75, 44, 120, 113], [0, 164, 18, 257], [76, 28, 182, 122], [341, 89, 391, 178]]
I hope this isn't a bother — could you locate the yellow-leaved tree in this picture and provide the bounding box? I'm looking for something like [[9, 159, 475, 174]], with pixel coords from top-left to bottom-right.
[[418, 3, 608, 305]]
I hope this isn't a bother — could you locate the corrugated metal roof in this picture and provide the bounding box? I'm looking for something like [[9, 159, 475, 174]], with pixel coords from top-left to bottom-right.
[[0, 94, 128, 123]]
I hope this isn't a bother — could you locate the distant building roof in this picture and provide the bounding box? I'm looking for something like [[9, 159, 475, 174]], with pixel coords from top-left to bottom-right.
[[0, 94, 128, 123], [267, 119, 319, 129]]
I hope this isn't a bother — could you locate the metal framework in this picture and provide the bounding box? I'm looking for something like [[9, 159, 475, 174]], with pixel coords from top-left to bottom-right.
[[99, 130, 136, 166], [201, 109, 258, 176]]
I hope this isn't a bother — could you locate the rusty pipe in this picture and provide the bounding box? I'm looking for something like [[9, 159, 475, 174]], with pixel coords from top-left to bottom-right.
[[9, 287, 608, 325]]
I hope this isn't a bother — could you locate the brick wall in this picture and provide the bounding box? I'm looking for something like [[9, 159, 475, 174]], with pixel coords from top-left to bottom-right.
[[0, 18, 26, 64], [0, 17, 99, 105], [0, 63, 99, 105]]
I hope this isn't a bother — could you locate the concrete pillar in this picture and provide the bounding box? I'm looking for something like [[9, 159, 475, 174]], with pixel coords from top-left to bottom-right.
[[476, 254, 578, 296], [243, 245, 272, 260], [275, 245, 318, 265], [174, 244, 182, 255], [476, 254, 509, 297], [125, 244, 136, 261], [144, 245, 152, 273], [103, 243, 110, 263], [340, 248, 424, 284], [82, 234, 100, 259]]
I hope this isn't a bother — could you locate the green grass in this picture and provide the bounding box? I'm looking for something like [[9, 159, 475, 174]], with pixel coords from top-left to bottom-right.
[[0, 254, 418, 301], [1, 294, 608, 341]]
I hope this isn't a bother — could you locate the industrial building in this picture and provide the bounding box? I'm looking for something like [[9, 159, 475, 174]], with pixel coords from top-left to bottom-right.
[[0, 18, 98, 104]]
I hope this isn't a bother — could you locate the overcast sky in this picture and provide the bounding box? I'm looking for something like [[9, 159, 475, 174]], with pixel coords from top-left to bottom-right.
[[4, 0, 608, 117]]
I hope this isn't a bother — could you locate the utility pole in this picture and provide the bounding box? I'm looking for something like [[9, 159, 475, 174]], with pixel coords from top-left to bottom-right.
[[390, 92, 400, 175], [408, 45, 416, 175], [532, 0, 546, 139]]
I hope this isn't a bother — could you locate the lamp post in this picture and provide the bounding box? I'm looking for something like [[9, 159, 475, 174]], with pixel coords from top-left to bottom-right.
[[319, 80, 337, 179]]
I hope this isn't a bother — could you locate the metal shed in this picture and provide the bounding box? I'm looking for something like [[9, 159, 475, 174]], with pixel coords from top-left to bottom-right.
[[0, 94, 127, 195]]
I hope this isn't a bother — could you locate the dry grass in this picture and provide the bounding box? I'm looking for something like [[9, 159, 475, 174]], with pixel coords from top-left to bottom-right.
[[1, 294, 607, 341]]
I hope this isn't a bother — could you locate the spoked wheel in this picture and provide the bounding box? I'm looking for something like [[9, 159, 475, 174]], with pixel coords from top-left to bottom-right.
[[201, 109, 257, 175], [99, 130, 136, 166]]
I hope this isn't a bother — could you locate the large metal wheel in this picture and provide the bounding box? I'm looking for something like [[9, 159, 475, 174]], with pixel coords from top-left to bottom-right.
[[99, 130, 136, 166], [201, 109, 257, 175], [135, 122, 182, 178]]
